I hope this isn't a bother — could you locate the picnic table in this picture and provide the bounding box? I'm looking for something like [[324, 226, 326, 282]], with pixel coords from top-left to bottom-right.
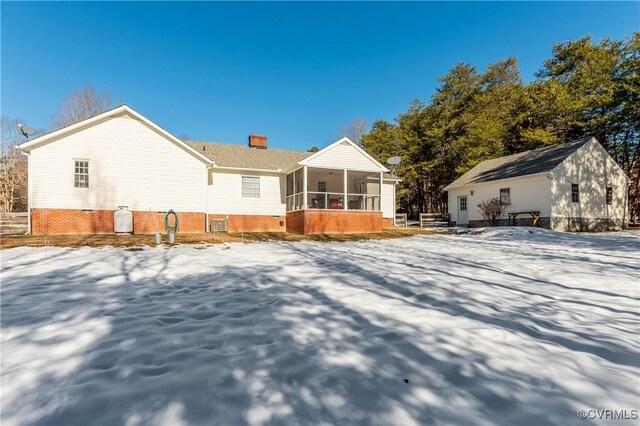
[[507, 210, 540, 227]]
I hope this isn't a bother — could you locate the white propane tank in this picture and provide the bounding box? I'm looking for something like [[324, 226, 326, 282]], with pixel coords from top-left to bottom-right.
[[114, 206, 133, 234]]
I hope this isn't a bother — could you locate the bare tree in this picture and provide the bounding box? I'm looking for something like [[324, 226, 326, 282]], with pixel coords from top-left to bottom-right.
[[338, 118, 369, 147], [0, 117, 28, 212], [477, 197, 507, 227], [52, 85, 111, 130]]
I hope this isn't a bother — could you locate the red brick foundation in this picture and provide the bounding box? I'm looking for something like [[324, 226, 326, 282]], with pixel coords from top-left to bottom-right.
[[208, 214, 286, 233], [383, 217, 395, 229], [30, 209, 206, 235], [286, 210, 305, 234], [31, 209, 384, 235], [133, 211, 205, 234], [286, 210, 383, 234], [31, 209, 115, 235]]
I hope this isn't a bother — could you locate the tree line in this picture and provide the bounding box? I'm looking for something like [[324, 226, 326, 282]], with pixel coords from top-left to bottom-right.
[[2, 33, 639, 219], [360, 34, 639, 220]]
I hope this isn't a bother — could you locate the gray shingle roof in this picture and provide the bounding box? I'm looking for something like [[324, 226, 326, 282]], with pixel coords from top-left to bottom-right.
[[446, 137, 593, 189], [185, 141, 313, 171]]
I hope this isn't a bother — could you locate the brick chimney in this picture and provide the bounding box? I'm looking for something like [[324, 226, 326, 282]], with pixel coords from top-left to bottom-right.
[[248, 134, 267, 149]]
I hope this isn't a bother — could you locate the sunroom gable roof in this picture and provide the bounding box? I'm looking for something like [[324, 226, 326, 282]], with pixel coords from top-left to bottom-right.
[[297, 137, 389, 172]]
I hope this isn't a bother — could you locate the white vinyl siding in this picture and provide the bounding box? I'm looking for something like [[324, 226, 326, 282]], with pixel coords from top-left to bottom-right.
[[448, 175, 552, 225], [207, 171, 285, 216], [304, 141, 383, 172], [30, 113, 206, 212], [550, 138, 628, 222]]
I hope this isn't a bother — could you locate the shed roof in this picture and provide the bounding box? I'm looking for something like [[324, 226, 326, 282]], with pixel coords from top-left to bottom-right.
[[445, 137, 594, 190]]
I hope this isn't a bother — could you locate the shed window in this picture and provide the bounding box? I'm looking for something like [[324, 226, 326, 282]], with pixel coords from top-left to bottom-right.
[[74, 160, 89, 188], [317, 181, 327, 192], [500, 188, 510, 205], [459, 197, 467, 211], [606, 186, 612, 204], [571, 184, 579, 203], [241, 176, 260, 198]]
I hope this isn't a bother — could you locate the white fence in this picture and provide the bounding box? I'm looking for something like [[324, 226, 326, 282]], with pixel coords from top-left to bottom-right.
[[0, 212, 28, 236], [419, 213, 450, 228]]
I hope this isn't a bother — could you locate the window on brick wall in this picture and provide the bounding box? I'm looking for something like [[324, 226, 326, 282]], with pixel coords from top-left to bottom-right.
[[74, 160, 89, 188], [606, 186, 613, 204], [571, 183, 579, 203], [241, 176, 260, 198]]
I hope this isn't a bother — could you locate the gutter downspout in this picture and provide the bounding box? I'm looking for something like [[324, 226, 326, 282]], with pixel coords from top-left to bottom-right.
[[20, 150, 31, 235], [393, 180, 398, 227], [205, 164, 213, 233]]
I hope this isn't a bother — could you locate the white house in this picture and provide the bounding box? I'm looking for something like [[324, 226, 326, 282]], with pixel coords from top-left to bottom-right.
[[18, 105, 398, 235], [445, 137, 630, 231]]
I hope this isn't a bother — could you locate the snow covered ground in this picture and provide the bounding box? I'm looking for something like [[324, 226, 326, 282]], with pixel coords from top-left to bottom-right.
[[1, 228, 639, 425]]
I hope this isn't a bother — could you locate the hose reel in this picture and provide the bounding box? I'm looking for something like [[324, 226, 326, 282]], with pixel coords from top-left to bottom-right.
[[164, 209, 179, 234]]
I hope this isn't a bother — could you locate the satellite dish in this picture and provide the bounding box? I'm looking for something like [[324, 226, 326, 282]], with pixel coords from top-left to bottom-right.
[[17, 123, 37, 139], [387, 156, 402, 166], [387, 156, 401, 175]]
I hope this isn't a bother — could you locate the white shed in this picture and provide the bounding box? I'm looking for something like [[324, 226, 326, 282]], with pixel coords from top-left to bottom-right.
[[445, 137, 630, 231]]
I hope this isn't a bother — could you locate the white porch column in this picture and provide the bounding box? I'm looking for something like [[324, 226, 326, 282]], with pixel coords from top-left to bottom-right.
[[379, 171, 384, 212], [343, 169, 348, 210], [293, 169, 297, 209], [303, 166, 308, 210]]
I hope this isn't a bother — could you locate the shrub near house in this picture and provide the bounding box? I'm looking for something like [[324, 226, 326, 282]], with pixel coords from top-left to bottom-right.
[[477, 198, 508, 227]]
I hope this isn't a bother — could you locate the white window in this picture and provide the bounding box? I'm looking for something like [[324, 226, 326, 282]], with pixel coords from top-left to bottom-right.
[[318, 181, 327, 192], [74, 160, 89, 188], [571, 184, 579, 203], [241, 176, 260, 198], [459, 197, 467, 211], [500, 188, 510, 205]]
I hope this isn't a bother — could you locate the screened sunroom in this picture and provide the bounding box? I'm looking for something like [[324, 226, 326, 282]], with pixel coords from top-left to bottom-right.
[[285, 167, 383, 212]]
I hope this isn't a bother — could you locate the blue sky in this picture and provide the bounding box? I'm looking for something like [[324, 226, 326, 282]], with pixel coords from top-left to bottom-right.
[[2, 2, 638, 150]]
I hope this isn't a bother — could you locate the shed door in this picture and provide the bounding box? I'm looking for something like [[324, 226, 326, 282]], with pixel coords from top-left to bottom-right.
[[458, 196, 468, 226]]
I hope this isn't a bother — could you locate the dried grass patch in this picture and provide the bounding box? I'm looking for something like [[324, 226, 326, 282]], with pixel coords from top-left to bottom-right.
[[0, 228, 449, 249]]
